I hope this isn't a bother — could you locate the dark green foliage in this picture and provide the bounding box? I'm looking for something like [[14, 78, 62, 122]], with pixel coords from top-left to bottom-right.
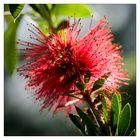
[[30, 4, 50, 20], [129, 129, 136, 136], [69, 114, 87, 135], [92, 73, 110, 91], [69, 94, 134, 136], [69, 107, 100, 135], [76, 82, 84, 93], [9, 4, 24, 20]]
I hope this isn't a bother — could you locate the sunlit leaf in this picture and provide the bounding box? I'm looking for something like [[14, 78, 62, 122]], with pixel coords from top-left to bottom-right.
[[4, 18, 21, 75], [9, 4, 24, 20], [47, 4, 53, 10], [4, 15, 14, 26], [52, 4, 92, 18], [117, 103, 131, 136]]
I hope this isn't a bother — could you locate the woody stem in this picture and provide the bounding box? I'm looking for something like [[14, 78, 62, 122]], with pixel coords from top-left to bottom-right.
[[83, 90, 103, 130]]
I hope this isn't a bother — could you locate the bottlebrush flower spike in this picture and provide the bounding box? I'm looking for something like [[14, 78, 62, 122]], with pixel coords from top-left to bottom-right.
[[17, 17, 128, 115]]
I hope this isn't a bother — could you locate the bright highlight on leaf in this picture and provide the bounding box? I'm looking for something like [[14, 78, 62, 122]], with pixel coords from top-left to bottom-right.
[[52, 4, 92, 17]]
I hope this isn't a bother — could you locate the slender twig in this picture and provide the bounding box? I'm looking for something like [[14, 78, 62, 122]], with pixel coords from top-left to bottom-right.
[[83, 91, 102, 128]]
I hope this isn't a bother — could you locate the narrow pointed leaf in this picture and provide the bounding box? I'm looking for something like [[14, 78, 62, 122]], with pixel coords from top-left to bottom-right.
[[9, 4, 24, 20], [69, 114, 87, 135], [117, 103, 131, 136], [76, 82, 84, 93], [102, 94, 108, 123], [92, 73, 110, 91], [110, 94, 120, 134], [102, 94, 110, 135], [76, 106, 100, 135], [129, 129, 136, 136], [30, 4, 40, 14], [4, 18, 21, 75], [30, 4, 49, 19], [117, 94, 122, 111]]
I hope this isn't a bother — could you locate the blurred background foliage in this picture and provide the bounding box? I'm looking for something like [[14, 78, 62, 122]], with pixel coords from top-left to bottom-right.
[[4, 4, 136, 136]]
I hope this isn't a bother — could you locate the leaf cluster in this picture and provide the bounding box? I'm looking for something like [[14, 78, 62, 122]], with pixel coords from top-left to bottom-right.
[[70, 74, 136, 136]]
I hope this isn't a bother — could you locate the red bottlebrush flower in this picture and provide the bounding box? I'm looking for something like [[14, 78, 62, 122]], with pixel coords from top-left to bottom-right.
[[17, 17, 128, 115]]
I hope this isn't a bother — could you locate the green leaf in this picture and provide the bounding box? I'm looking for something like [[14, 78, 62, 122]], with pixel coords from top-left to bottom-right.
[[117, 94, 122, 111], [9, 4, 24, 20], [30, 4, 49, 20], [102, 94, 108, 123], [52, 4, 92, 18], [92, 79, 104, 91], [92, 73, 110, 91], [76, 81, 84, 93], [84, 70, 90, 83], [102, 94, 110, 135], [47, 4, 53, 10], [4, 18, 21, 75], [33, 19, 49, 35], [129, 129, 136, 136], [110, 94, 121, 134], [69, 114, 87, 135], [76, 106, 100, 135], [30, 4, 40, 14], [29, 4, 54, 31], [117, 103, 131, 136]]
